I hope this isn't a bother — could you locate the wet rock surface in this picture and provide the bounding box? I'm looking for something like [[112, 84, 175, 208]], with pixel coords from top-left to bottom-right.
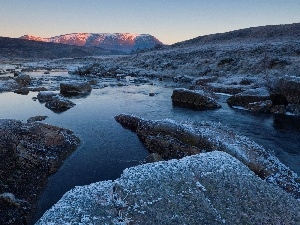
[[36, 152, 300, 225], [45, 95, 76, 113], [171, 88, 221, 110], [115, 114, 300, 199], [0, 119, 80, 225]]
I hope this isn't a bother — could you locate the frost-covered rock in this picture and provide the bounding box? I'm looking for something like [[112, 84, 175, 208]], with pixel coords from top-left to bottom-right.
[[115, 114, 300, 199], [36, 152, 300, 225], [245, 100, 273, 113], [14, 74, 31, 86], [227, 87, 270, 107], [171, 88, 221, 110], [45, 95, 76, 112], [273, 75, 300, 105], [60, 81, 92, 96], [37, 91, 57, 102]]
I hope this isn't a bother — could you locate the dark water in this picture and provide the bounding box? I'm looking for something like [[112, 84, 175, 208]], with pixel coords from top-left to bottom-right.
[[0, 79, 299, 223]]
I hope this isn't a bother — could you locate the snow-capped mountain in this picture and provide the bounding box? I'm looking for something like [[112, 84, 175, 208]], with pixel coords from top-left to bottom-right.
[[20, 33, 163, 53]]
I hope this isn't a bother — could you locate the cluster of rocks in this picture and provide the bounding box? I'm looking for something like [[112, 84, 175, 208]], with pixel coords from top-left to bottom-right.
[[115, 114, 300, 199], [0, 119, 80, 224], [227, 76, 300, 115], [37, 91, 75, 113]]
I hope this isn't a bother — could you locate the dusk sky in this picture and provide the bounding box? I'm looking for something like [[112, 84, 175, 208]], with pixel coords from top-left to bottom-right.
[[1, 0, 299, 44]]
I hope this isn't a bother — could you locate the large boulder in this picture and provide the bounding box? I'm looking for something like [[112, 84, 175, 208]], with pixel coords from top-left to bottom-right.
[[36, 152, 300, 225], [227, 87, 270, 107], [115, 114, 300, 199], [60, 81, 92, 96], [171, 88, 221, 110], [0, 119, 79, 224]]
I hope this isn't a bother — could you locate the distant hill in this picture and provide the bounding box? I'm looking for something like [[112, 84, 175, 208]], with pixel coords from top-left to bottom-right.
[[20, 33, 163, 53], [0, 36, 123, 59], [173, 23, 300, 47]]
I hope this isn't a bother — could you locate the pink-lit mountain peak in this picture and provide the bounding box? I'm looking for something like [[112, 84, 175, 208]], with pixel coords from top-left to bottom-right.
[[20, 33, 162, 52]]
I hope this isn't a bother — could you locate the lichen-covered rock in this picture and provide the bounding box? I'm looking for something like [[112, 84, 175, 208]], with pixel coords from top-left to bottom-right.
[[60, 81, 92, 96], [115, 114, 300, 199], [227, 87, 270, 107], [45, 95, 76, 112], [36, 152, 300, 225], [171, 88, 221, 110], [0, 119, 80, 224]]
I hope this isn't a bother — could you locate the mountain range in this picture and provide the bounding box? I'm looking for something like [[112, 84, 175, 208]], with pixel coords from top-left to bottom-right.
[[20, 33, 162, 53], [0, 36, 123, 59]]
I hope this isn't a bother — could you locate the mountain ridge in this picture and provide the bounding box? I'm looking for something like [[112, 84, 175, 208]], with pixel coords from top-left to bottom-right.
[[172, 22, 300, 47], [20, 33, 163, 53]]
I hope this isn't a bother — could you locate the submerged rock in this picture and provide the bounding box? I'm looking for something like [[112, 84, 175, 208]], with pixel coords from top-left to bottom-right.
[[171, 88, 221, 110], [60, 81, 92, 96], [115, 114, 300, 199], [0, 119, 80, 224], [36, 152, 300, 225]]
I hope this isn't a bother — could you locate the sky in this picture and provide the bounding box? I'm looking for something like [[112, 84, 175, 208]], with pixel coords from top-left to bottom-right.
[[0, 0, 299, 44]]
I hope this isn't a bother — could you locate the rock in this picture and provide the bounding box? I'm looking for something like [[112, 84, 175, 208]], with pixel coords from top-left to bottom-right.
[[37, 91, 57, 102], [286, 104, 300, 116], [273, 75, 300, 105], [144, 153, 164, 163], [88, 79, 98, 85], [133, 77, 150, 84], [270, 93, 288, 106], [173, 75, 193, 83], [245, 100, 273, 113], [0, 119, 79, 224], [227, 87, 270, 107], [15, 74, 31, 86], [171, 88, 221, 110], [29, 87, 48, 92], [60, 81, 92, 96], [36, 152, 300, 225], [45, 95, 76, 112], [13, 87, 30, 95], [270, 105, 286, 114], [27, 116, 48, 123], [115, 114, 300, 199]]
